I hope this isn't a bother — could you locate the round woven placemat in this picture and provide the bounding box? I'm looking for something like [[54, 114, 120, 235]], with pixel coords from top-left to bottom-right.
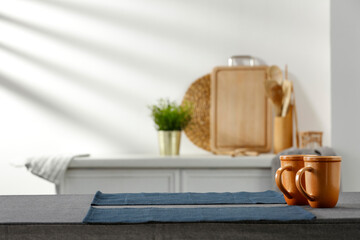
[[182, 74, 211, 151]]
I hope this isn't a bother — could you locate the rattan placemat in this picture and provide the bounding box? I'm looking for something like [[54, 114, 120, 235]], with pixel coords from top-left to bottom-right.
[[182, 74, 211, 151]]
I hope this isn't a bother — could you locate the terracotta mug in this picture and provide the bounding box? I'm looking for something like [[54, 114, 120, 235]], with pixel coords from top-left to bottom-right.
[[295, 156, 342, 208], [275, 155, 312, 205]]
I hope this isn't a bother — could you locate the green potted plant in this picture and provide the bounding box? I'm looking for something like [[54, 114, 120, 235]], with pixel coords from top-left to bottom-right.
[[149, 99, 192, 156]]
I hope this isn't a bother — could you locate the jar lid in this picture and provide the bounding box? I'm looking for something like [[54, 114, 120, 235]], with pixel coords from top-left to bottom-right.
[[280, 155, 317, 161], [303, 156, 342, 162]]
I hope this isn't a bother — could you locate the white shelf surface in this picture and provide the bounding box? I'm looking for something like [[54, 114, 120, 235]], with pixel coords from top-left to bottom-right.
[[70, 154, 275, 169]]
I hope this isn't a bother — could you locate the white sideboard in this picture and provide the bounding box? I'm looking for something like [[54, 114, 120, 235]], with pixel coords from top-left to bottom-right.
[[58, 154, 275, 194]]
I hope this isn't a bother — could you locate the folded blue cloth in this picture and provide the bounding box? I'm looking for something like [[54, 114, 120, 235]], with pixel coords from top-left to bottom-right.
[[83, 206, 315, 223], [91, 190, 286, 206]]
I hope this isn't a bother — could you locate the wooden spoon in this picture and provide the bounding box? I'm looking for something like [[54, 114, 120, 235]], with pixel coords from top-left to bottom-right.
[[265, 80, 283, 116], [281, 80, 292, 117], [268, 65, 283, 85], [292, 86, 300, 147]]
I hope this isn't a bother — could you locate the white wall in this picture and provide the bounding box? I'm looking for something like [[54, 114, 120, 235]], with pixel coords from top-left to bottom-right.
[[0, 0, 330, 194], [331, 0, 360, 191]]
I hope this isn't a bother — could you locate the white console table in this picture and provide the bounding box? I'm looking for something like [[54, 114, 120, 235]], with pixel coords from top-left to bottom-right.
[[59, 154, 275, 194]]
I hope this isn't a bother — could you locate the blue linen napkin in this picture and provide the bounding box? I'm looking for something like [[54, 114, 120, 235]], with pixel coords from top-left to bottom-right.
[[91, 190, 286, 206], [83, 206, 315, 223]]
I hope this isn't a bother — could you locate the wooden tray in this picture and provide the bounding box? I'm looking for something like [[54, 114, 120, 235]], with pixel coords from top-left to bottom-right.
[[210, 66, 272, 153]]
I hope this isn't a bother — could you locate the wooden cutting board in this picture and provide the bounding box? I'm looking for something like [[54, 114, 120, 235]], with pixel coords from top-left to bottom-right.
[[210, 66, 272, 153]]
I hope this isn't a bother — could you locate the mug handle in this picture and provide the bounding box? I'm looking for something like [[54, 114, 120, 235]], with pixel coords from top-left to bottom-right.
[[295, 167, 316, 201], [275, 166, 293, 199]]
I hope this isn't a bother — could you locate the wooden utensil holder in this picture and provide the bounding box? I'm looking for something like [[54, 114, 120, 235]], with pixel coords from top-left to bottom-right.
[[274, 105, 293, 154]]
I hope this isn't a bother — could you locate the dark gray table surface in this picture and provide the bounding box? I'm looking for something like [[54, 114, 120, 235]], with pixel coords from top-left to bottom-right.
[[0, 192, 359, 224], [0, 193, 360, 240]]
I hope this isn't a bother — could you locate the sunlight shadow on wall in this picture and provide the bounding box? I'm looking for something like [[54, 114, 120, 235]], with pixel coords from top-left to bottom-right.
[[0, 42, 148, 111], [27, 0, 235, 54], [0, 72, 140, 150], [0, 13, 192, 85]]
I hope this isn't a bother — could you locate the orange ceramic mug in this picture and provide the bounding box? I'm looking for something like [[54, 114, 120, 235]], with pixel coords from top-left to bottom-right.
[[275, 155, 312, 205], [295, 156, 342, 208]]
